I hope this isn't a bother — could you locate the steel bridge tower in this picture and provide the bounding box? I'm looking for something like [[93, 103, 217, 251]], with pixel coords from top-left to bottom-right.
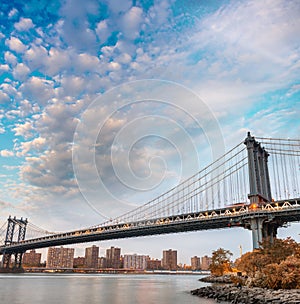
[[244, 132, 282, 249], [1, 216, 27, 270]]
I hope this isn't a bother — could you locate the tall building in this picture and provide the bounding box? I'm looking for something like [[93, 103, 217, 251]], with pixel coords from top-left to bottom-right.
[[85, 245, 99, 268], [201, 255, 212, 271], [98, 257, 107, 269], [123, 254, 149, 270], [162, 249, 177, 270], [106, 246, 121, 269], [22, 250, 41, 267], [191, 256, 201, 270], [73, 257, 85, 268], [147, 258, 162, 270], [46, 247, 74, 269]]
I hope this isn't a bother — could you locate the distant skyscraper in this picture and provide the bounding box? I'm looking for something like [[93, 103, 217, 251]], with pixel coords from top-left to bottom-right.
[[46, 247, 74, 269], [123, 254, 149, 270], [85, 245, 99, 268], [106, 246, 121, 268], [162, 249, 177, 270], [191, 256, 201, 270], [22, 250, 41, 267], [201, 255, 212, 271]]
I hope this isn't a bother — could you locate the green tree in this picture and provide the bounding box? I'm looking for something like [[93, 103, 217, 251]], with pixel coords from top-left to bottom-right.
[[209, 248, 233, 276]]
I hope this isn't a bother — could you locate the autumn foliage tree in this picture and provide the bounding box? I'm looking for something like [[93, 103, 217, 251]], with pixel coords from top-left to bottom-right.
[[235, 237, 300, 289], [209, 248, 233, 276]]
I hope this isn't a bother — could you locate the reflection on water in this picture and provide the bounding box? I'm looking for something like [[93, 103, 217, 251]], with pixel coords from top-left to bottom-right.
[[0, 273, 223, 304]]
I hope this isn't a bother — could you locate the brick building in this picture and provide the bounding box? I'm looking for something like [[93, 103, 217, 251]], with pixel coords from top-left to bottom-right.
[[22, 250, 41, 267], [106, 246, 121, 268], [46, 247, 74, 269], [85, 245, 99, 268], [162, 249, 177, 270]]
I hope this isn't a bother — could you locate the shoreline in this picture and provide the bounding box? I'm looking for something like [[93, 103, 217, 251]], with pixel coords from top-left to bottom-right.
[[191, 285, 300, 304], [1, 267, 210, 275]]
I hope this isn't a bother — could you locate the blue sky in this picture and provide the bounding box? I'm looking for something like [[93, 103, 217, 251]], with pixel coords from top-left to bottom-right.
[[0, 0, 299, 263]]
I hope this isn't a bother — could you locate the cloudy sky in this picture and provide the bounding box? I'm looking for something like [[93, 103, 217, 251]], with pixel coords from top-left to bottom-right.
[[0, 0, 299, 263]]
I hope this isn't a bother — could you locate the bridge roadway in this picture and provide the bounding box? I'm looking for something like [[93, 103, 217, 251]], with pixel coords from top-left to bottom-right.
[[1, 199, 300, 255]]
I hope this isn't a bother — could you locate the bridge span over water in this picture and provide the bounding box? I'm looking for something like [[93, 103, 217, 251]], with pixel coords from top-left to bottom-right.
[[1, 133, 300, 269]]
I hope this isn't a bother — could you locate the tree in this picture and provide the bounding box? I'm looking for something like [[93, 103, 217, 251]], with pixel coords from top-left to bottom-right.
[[209, 248, 233, 276], [235, 250, 265, 277], [235, 237, 300, 289], [259, 237, 298, 265]]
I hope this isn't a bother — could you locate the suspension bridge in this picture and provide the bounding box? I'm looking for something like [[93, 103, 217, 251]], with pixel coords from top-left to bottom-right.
[[0, 132, 300, 269]]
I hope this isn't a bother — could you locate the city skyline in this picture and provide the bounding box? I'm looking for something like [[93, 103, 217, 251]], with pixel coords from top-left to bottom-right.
[[0, 0, 299, 263], [27, 244, 212, 270]]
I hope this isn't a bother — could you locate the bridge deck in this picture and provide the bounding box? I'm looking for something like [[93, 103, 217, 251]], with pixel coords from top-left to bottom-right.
[[1, 199, 299, 254]]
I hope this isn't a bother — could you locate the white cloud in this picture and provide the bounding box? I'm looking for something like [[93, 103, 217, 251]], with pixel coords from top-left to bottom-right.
[[106, 0, 132, 14], [5, 109, 22, 119], [95, 20, 110, 44], [108, 61, 121, 71], [1, 82, 18, 96], [116, 53, 132, 65], [17, 137, 47, 156], [0, 150, 14, 157], [24, 44, 48, 69], [147, 0, 172, 27], [5, 36, 27, 53], [20, 76, 55, 105], [20, 99, 37, 116], [13, 63, 31, 80], [193, 0, 300, 73], [60, 0, 98, 52], [120, 6, 144, 39], [4, 51, 18, 66], [13, 121, 34, 139], [0, 64, 10, 73], [14, 17, 34, 31], [46, 47, 71, 76], [75, 53, 100, 73], [8, 8, 18, 19], [245, 106, 300, 138], [59, 75, 85, 96], [0, 91, 10, 104]]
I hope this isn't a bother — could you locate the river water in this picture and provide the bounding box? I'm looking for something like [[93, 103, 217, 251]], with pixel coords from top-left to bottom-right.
[[0, 273, 222, 304]]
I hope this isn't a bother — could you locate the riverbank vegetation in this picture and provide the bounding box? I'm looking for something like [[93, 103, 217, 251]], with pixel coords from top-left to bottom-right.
[[236, 237, 300, 289], [209, 237, 300, 289]]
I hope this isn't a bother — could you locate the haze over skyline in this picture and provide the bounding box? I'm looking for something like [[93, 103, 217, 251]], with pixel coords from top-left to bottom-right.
[[0, 0, 299, 263]]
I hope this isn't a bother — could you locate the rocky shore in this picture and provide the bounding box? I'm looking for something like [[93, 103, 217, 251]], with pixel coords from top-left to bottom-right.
[[199, 274, 235, 284], [191, 285, 300, 304]]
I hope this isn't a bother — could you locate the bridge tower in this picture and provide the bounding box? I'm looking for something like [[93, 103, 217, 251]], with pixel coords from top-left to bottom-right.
[[244, 132, 281, 249], [1, 216, 28, 270], [244, 132, 272, 205]]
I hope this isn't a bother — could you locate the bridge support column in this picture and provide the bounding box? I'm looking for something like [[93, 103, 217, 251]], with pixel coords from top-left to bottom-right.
[[250, 218, 264, 249], [244, 132, 272, 205], [0, 216, 27, 272], [1, 252, 12, 268], [249, 217, 281, 249]]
